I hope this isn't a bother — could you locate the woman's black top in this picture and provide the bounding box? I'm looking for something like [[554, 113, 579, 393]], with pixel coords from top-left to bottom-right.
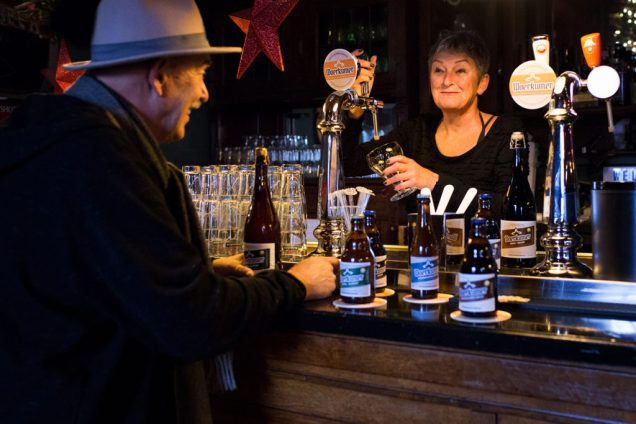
[[341, 112, 526, 218]]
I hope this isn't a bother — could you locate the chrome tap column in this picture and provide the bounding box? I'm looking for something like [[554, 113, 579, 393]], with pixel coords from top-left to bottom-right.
[[532, 72, 592, 277], [312, 89, 383, 256]]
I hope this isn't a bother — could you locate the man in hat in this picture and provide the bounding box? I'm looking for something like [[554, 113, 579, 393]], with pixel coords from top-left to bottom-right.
[[0, 0, 338, 423]]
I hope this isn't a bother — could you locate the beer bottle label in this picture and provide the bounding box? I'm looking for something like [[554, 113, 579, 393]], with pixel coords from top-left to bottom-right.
[[340, 262, 372, 297], [500, 220, 536, 259], [457, 273, 496, 314], [244, 243, 275, 272], [409, 256, 439, 290], [375, 255, 387, 289], [445, 219, 465, 255], [488, 238, 502, 269]]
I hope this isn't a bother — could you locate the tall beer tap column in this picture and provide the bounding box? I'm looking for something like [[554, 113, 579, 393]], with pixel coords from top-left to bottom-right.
[[532, 72, 592, 277], [312, 90, 355, 256], [313, 88, 384, 256]]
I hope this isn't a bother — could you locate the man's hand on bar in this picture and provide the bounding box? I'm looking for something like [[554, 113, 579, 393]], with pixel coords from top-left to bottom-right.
[[212, 254, 255, 277], [288, 256, 339, 300]]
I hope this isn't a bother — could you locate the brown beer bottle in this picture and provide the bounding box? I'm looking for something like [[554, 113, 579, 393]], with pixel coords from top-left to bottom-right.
[[244, 147, 281, 272], [363, 210, 387, 293], [501, 131, 537, 268], [475, 193, 501, 270], [458, 218, 497, 318], [409, 194, 439, 299], [340, 215, 375, 304]]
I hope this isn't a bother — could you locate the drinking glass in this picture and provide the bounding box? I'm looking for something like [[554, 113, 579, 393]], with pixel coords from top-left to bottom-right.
[[365, 141, 418, 201]]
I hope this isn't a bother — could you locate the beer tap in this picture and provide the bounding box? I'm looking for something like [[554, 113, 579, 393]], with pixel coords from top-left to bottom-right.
[[313, 50, 385, 256], [532, 71, 592, 277], [532, 33, 619, 277]]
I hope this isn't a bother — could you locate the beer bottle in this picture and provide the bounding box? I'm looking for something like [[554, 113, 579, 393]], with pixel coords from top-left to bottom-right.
[[501, 131, 537, 268], [409, 194, 439, 299], [474, 193, 501, 270], [340, 215, 375, 304], [364, 210, 387, 293], [244, 147, 281, 272], [458, 218, 497, 318]]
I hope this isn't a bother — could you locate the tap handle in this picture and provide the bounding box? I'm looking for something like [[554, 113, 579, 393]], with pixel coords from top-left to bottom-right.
[[361, 81, 370, 97]]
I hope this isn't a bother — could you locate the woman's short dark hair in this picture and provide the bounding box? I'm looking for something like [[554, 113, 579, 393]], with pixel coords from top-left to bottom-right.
[[428, 30, 490, 77]]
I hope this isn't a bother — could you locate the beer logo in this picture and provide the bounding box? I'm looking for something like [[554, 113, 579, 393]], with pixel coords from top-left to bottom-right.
[[340, 264, 369, 287], [502, 226, 535, 248], [509, 60, 556, 110], [582, 37, 596, 53], [323, 49, 358, 91], [458, 277, 493, 301], [445, 227, 463, 247]]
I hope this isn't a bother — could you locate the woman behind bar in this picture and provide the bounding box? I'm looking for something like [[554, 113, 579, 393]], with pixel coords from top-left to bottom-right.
[[343, 29, 525, 217]]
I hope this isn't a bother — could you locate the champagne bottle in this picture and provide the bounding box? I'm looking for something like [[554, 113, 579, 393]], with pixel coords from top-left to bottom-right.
[[244, 147, 281, 272], [409, 194, 439, 299], [501, 132, 537, 268], [458, 218, 497, 318], [340, 215, 375, 304]]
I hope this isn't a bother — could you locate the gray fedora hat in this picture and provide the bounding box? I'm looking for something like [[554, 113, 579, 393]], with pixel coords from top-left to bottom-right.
[[64, 0, 241, 71]]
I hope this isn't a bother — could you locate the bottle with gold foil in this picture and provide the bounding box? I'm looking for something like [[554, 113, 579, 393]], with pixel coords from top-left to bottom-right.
[[244, 147, 281, 272], [501, 131, 537, 268], [340, 215, 375, 304], [409, 194, 439, 299]]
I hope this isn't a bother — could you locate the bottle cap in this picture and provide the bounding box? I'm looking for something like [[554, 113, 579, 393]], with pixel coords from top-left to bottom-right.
[[479, 193, 493, 199], [255, 146, 270, 164], [470, 217, 487, 226], [417, 194, 431, 199], [363, 210, 376, 217]]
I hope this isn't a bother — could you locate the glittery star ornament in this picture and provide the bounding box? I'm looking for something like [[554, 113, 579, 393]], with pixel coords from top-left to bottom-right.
[[41, 38, 85, 93], [230, 0, 300, 79]]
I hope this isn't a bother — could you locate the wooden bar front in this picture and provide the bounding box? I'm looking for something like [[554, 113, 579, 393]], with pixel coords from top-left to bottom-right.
[[211, 331, 636, 423]]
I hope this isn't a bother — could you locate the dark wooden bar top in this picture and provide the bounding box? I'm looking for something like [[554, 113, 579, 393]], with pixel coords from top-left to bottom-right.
[[211, 266, 636, 423]]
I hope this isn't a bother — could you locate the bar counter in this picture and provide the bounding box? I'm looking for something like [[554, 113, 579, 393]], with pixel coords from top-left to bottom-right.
[[211, 247, 636, 423]]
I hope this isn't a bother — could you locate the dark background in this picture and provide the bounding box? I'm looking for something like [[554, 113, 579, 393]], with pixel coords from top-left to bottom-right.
[[1, 0, 634, 224]]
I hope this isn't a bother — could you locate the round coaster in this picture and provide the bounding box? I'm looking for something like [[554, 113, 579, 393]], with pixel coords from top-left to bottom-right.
[[402, 293, 453, 305], [498, 295, 530, 303], [332, 298, 387, 309], [450, 310, 511, 324], [375, 288, 395, 298]]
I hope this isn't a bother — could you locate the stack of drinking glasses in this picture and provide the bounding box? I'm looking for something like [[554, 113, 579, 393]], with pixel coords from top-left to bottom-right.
[[182, 164, 307, 262], [217, 135, 321, 178]]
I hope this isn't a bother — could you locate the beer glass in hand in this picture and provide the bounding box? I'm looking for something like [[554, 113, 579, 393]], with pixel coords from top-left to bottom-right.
[[366, 141, 418, 201]]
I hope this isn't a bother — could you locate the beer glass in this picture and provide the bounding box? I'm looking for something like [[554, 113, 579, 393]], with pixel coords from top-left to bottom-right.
[[366, 141, 418, 201]]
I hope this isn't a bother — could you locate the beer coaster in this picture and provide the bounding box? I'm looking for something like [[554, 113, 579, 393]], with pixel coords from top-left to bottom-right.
[[498, 295, 530, 303], [402, 293, 453, 305], [375, 288, 395, 298], [332, 298, 387, 309], [450, 310, 511, 324]]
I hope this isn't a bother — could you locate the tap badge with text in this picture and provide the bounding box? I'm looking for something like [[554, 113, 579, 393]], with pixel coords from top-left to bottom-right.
[[323, 49, 358, 91], [509, 60, 557, 110]]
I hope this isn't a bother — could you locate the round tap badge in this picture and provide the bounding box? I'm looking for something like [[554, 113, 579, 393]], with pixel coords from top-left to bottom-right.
[[323, 49, 358, 91], [509, 60, 557, 110]]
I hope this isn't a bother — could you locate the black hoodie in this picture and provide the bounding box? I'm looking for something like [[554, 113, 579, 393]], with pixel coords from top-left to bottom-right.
[[0, 94, 305, 423]]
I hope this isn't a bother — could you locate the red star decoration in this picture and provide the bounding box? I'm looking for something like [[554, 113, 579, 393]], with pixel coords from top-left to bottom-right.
[[41, 38, 85, 93], [230, 0, 300, 79]]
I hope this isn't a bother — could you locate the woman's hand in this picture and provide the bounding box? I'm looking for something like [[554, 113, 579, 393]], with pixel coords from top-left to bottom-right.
[[349, 49, 377, 120], [384, 155, 439, 191]]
